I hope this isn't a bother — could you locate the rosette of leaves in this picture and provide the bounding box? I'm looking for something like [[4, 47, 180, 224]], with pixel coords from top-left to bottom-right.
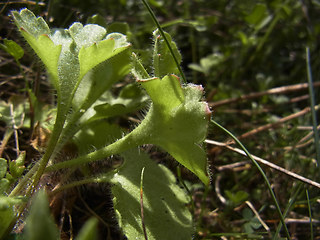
[[8, 9, 211, 240]]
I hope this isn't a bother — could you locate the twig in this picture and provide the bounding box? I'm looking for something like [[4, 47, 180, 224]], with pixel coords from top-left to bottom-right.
[[297, 125, 320, 143], [290, 94, 309, 103], [215, 175, 226, 204], [205, 139, 320, 189], [210, 82, 320, 108], [284, 125, 320, 151], [216, 161, 250, 171], [285, 218, 320, 224], [237, 105, 319, 140], [245, 201, 271, 236]]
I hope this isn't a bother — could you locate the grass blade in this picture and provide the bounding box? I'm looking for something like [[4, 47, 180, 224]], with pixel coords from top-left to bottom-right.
[[306, 47, 320, 166], [306, 189, 314, 240], [274, 183, 302, 237]]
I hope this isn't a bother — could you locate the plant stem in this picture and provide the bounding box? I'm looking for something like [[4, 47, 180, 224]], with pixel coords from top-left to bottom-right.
[[45, 130, 140, 172], [19, 102, 68, 199], [48, 173, 114, 197], [9, 162, 39, 197], [210, 119, 291, 239]]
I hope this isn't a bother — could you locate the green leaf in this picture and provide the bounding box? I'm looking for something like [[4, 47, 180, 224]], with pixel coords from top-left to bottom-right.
[[106, 22, 131, 35], [0, 96, 29, 129], [60, 49, 132, 145], [24, 190, 59, 240], [0, 179, 10, 194], [0, 159, 9, 194], [225, 190, 249, 206], [75, 218, 98, 240], [0, 206, 15, 237], [0, 39, 24, 61], [9, 152, 25, 179], [152, 29, 181, 78], [86, 14, 108, 28], [11, 9, 50, 37], [111, 149, 193, 240], [12, 9, 131, 121], [78, 32, 131, 81], [129, 75, 210, 184], [244, 4, 272, 31], [12, 9, 61, 87], [0, 196, 26, 210], [245, 4, 267, 25], [188, 53, 224, 76], [91, 83, 148, 120], [140, 75, 184, 111], [73, 48, 131, 113], [0, 159, 6, 179], [68, 22, 106, 48], [131, 53, 150, 80], [74, 121, 122, 156]]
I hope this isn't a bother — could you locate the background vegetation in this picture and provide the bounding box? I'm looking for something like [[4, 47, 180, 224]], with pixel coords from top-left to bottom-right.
[[1, 0, 319, 239]]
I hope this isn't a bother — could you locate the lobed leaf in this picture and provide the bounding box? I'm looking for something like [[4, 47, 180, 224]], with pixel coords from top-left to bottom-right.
[[69, 23, 106, 48], [129, 29, 210, 183], [12, 9, 61, 88], [136, 75, 210, 184], [11, 9, 50, 38]]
